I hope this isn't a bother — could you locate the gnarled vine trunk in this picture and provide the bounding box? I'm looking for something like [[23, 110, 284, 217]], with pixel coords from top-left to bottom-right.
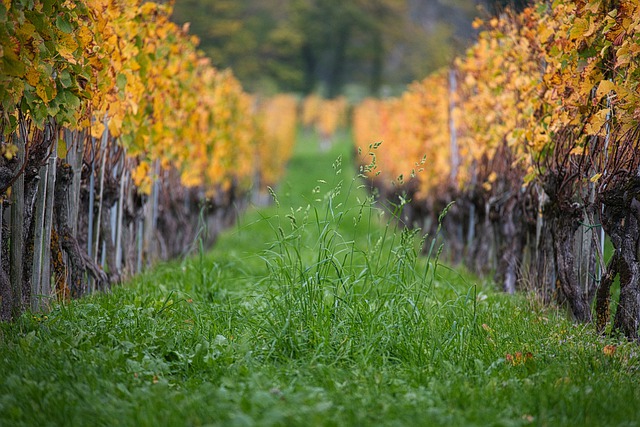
[[468, 201, 494, 276], [491, 192, 526, 294], [549, 205, 593, 322], [599, 186, 640, 340], [53, 163, 108, 297]]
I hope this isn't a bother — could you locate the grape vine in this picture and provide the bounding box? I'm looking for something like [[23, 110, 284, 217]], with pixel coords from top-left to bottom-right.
[[0, 0, 297, 319], [353, 0, 640, 338]]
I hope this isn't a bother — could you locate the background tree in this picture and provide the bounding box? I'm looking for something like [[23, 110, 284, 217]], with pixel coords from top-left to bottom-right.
[[486, 0, 533, 13], [172, 0, 503, 96]]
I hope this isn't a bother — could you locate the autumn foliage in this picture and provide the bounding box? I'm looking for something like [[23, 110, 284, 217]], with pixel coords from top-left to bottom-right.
[[301, 94, 349, 148], [0, 0, 297, 319], [254, 94, 299, 188], [353, 0, 640, 339]]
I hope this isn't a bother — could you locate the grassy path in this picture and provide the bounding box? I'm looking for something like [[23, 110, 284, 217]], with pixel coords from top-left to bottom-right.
[[1, 130, 640, 426]]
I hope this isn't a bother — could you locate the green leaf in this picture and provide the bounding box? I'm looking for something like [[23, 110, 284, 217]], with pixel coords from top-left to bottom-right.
[[57, 138, 68, 159], [61, 90, 80, 110], [25, 10, 47, 34], [58, 69, 73, 88], [41, 40, 56, 57], [55, 15, 73, 34], [2, 56, 26, 77], [523, 170, 537, 185], [137, 53, 150, 75], [42, 0, 56, 15], [32, 101, 49, 129], [8, 114, 18, 134], [0, 3, 7, 23], [46, 102, 60, 118], [116, 73, 127, 91]]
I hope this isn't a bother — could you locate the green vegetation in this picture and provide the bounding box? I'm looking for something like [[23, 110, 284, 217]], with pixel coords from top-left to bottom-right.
[[1, 130, 639, 426], [171, 0, 490, 96]]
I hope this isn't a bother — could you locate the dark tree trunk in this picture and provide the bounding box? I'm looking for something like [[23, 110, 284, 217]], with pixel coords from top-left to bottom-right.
[[50, 228, 69, 299], [600, 192, 640, 340], [466, 181, 494, 276], [550, 208, 592, 322], [469, 210, 493, 275], [493, 195, 525, 294], [97, 175, 120, 287], [0, 262, 11, 321], [532, 218, 556, 303], [327, 26, 351, 98], [301, 43, 318, 95], [596, 252, 618, 333], [370, 31, 383, 96], [435, 193, 464, 265]]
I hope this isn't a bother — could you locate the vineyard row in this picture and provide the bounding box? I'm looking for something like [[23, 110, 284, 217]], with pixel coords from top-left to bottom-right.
[[0, 0, 300, 320], [353, 0, 640, 339]]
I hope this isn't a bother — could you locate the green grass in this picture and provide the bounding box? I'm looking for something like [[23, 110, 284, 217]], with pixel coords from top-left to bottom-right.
[[1, 129, 640, 426]]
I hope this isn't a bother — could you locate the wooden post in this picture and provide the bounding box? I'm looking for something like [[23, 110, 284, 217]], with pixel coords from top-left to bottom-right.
[[10, 124, 26, 318], [87, 136, 96, 260], [115, 166, 127, 272], [136, 217, 144, 273], [30, 151, 49, 311], [68, 129, 84, 238], [93, 123, 110, 267], [599, 92, 613, 279], [448, 69, 459, 185], [31, 123, 59, 311], [40, 137, 58, 307], [141, 160, 161, 266]]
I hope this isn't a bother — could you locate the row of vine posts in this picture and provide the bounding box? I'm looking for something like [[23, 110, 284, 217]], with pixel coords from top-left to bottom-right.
[[362, 3, 640, 340], [1, 117, 239, 321], [399, 70, 640, 340]]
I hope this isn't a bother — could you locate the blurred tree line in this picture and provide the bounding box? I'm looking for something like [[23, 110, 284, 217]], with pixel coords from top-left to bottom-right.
[[171, 0, 531, 97]]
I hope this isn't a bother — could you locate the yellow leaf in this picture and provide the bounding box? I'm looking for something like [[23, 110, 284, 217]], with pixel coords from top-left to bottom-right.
[[108, 114, 123, 137], [585, 108, 611, 136], [137, 180, 152, 195], [569, 146, 587, 155], [570, 18, 588, 40], [590, 173, 602, 183], [585, 0, 602, 13], [58, 33, 79, 65], [78, 25, 93, 48], [139, 2, 158, 15], [57, 138, 68, 159], [57, 48, 78, 64], [132, 161, 152, 195], [26, 67, 40, 87], [90, 120, 105, 138], [538, 24, 554, 43], [128, 59, 141, 72], [523, 169, 537, 185], [583, 18, 598, 38], [615, 43, 631, 68], [35, 81, 56, 103], [595, 80, 616, 99], [16, 21, 36, 38], [2, 144, 18, 160]]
